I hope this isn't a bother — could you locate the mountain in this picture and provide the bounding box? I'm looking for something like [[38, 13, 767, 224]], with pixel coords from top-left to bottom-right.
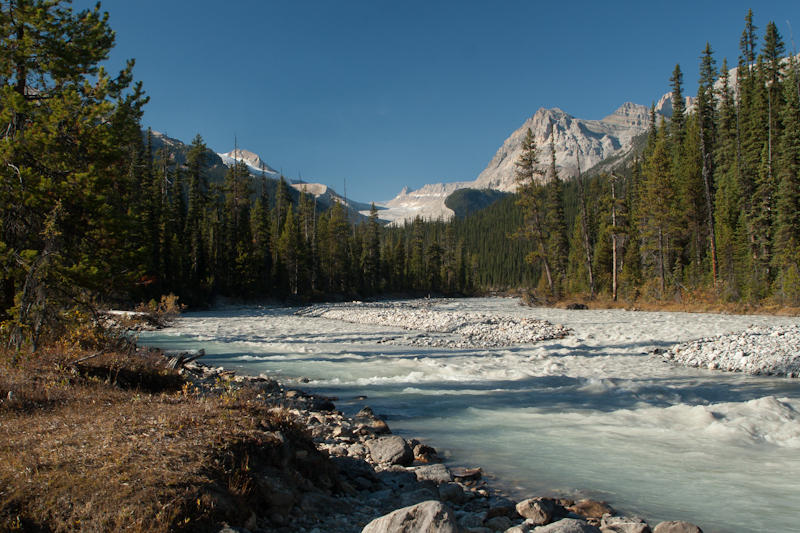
[[444, 188, 509, 219], [472, 102, 653, 191], [218, 148, 278, 176], [374, 182, 471, 224], [148, 130, 229, 181], [290, 180, 372, 222], [373, 98, 671, 225]]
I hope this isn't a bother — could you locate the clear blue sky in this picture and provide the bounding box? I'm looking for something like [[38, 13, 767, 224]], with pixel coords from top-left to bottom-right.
[[77, 1, 800, 202]]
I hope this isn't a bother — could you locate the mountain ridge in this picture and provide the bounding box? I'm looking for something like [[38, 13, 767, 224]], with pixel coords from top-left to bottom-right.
[[370, 96, 674, 224]]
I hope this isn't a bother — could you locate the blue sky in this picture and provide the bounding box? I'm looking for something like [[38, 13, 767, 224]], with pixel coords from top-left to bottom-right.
[[79, 1, 800, 201]]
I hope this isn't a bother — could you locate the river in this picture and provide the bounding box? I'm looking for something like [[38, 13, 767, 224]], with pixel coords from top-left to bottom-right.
[[138, 297, 800, 533]]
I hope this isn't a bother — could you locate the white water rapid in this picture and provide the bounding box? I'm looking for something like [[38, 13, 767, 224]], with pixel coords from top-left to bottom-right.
[[138, 298, 800, 533]]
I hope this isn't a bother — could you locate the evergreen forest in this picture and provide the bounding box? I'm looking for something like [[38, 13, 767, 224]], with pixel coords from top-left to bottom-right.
[[2, 2, 799, 351]]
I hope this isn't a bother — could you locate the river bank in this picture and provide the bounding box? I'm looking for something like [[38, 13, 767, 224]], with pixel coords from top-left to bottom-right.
[[137, 298, 800, 532], [172, 353, 705, 533]]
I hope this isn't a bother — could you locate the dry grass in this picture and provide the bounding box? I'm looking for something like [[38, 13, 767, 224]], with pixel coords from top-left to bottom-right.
[[562, 292, 800, 316], [0, 345, 334, 532]]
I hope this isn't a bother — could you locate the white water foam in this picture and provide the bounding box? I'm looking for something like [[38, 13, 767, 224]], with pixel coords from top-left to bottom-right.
[[139, 298, 800, 533]]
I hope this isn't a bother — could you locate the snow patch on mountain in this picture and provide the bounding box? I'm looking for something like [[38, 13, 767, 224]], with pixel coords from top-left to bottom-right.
[[371, 182, 470, 225], [218, 148, 278, 176], [377, 98, 673, 225]]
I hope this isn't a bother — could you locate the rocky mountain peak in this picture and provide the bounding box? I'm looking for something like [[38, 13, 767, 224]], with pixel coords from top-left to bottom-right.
[[218, 148, 278, 175], [601, 102, 651, 129]]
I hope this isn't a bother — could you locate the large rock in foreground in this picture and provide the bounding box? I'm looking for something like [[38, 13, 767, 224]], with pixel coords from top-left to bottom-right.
[[534, 518, 602, 532], [652, 521, 703, 533], [601, 514, 652, 533], [361, 500, 461, 533], [516, 497, 556, 525], [366, 436, 413, 466]]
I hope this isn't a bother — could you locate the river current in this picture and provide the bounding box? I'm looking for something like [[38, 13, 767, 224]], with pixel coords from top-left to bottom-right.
[[138, 298, 800, 533]]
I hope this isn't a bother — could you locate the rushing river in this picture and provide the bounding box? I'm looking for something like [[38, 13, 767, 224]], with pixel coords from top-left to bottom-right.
[[138, 298, 800, 533]]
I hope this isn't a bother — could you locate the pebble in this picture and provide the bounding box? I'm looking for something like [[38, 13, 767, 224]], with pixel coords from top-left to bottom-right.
[[177, 306, 704, 533], [658, 324, 800, 377], [296, 301, 570, 348]]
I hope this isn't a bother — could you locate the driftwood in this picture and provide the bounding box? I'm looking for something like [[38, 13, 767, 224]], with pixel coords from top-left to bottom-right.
[[69, 351, 105, 366], [166, 349, 206, 370]]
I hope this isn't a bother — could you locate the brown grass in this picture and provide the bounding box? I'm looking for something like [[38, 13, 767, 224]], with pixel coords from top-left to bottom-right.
[[504, 286, 800, 316], [0, 345, 335, 532], [559, 291, 800, 316]]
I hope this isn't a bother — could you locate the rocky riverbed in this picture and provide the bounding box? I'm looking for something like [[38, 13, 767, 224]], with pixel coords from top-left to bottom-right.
[[296, 301, 570, 348], [178, 355, 704, 533], [657, 324, 800, 378]]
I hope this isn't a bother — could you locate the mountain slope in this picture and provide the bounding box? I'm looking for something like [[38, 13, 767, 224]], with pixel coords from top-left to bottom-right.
[[375, 98, 670, 224], [473, 101, 653, 191], [218, 148, 279, 176]]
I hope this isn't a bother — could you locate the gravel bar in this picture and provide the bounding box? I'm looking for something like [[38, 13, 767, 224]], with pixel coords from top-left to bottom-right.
[[659, 324, 800, 377], [296, 301, 570, 348]]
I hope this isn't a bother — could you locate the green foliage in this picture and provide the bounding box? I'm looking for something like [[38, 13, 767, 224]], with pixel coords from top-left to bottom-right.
[[444, 188, 508, 218], [0, 0, 147, 350], [3, 4, 799, 342]]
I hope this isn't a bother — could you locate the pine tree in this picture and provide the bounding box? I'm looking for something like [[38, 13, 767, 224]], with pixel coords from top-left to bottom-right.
[[545, 130, 569, 293], [670, 64, 687, 146], [0, 0, 147, 347], [277, 205, 303, 295], [185, 134, 209, 290], [362, 203, 381, 293], [697, 42, 719, 290], [739, 9, 758, 66], [250, 180, 272, 293], [513, 128, 554, 295], [575, 160, 595, 298], [638, 120, 678, 298], [773, 61, 800, 302], [714, 58, 746, 299]]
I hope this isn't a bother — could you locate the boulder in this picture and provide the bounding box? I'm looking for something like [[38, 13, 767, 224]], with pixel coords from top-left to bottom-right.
[[568, 500, 614, 519], [414, 442, 440, 463], [452, 466, 482, 481], [357, 406, 376, 417], [400, 487, 440, 507], [362, 500, 462, 533], [354, 406, 392, 435], [332, 456, 376, 482], [348, 442, 368, 458], [652, 521, 703, 533], [366, 436, 414, 466], [515, 497, 555, 526], [484, 515, 513, 531], [486, 496, 517, 518], [414, 463, 453, 484], [458, 511, 487, 529], [439, 482, 466, 504], [600, 514, 651, 533], [534, 518, 602, 532], [376, 467, 418, 491]]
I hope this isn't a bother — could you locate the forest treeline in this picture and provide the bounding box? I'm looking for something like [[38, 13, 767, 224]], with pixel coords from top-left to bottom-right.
[[1, 2, 798, 351], [508, 9, 800, 305]]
